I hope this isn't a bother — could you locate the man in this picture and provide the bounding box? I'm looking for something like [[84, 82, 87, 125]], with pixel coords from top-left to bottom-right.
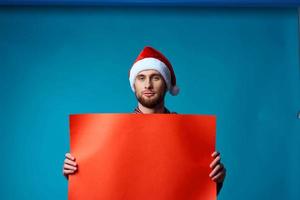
[[63, 46, 226, 194]]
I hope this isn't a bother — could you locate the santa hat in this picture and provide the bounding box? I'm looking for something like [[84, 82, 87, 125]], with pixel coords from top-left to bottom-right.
[[129, 46, 179, 96]]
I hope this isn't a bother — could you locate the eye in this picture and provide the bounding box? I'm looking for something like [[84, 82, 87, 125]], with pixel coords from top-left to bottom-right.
[[153, 75, 161, 81], [137, 75, 145, 80]]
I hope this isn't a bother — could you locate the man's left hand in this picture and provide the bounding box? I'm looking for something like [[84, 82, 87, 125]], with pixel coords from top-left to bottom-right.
[[209, 151, 226, 183]]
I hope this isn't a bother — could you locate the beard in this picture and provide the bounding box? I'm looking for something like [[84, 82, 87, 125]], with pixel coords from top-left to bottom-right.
[[135, 90, 166, 109]]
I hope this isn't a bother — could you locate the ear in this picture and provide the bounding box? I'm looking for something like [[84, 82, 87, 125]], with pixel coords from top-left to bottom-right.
[[165, 81, 169, 93], [163, 84, 168, 96]]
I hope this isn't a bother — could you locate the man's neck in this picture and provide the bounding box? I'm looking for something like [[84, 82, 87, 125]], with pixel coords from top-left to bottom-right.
[[137, 101, 166, 114]]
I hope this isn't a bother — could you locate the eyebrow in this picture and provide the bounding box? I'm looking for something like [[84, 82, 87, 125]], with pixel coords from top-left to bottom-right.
[[137, 73, 161, 77]]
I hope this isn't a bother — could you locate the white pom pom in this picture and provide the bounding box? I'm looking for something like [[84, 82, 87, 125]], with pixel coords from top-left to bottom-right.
[[170, 85, 179, 96]]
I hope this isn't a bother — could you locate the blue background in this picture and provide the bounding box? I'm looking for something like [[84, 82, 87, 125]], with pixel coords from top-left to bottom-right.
[[0, 6, 299, 200], [0, 0, 299, 6]]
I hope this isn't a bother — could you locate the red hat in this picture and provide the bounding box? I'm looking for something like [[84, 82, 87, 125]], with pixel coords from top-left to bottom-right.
[[129, 46, 179, 96]]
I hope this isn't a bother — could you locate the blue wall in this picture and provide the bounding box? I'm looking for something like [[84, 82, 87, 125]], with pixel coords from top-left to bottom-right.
[[0, 0, 299, 6], [0, 7, 299, 200]]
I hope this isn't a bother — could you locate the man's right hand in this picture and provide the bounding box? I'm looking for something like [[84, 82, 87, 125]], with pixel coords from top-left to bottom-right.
[[63, 153, 78, 179]]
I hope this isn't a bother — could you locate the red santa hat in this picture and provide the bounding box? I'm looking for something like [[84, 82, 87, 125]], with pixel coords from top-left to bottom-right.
[[129, 46, 179, 96]]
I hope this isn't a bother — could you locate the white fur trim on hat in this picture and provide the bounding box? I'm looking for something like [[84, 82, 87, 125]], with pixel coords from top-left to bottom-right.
[[129, 57, 172, 91]]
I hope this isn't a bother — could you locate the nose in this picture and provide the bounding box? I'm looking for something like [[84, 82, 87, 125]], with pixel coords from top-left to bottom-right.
[[144, 79, 153, 89]]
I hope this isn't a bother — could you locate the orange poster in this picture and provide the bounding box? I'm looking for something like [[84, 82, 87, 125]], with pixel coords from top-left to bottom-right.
[[68, 114, 216, 200]]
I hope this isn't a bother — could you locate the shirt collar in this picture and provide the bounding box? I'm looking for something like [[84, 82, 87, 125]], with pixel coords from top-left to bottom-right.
[[133, 106, 171, 114]]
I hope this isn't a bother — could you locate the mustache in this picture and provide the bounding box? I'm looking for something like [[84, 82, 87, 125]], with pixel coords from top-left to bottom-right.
[[142, 90, 155, 94]]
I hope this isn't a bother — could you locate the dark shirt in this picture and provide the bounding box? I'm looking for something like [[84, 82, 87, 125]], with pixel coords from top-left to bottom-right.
[[133, 106, 176, 114]]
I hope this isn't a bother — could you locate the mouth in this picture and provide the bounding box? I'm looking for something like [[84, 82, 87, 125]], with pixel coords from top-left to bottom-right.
[[143, 92, 155, 97]]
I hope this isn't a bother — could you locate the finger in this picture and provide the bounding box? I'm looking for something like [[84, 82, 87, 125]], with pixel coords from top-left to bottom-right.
[[209, 156, 221, 168], [211, 151, 220, 157], [64, 163, 77, 171], [63, 169, 76, 175], [65, 153, 75, 161], [211, 164, 226, 180], [64, 158, 77, 167], [209, 164, 223, 178], [211, 171, 225, 182]]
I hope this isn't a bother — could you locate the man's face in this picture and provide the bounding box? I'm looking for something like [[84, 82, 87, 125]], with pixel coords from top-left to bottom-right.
[[134, 69, 167, 108]]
